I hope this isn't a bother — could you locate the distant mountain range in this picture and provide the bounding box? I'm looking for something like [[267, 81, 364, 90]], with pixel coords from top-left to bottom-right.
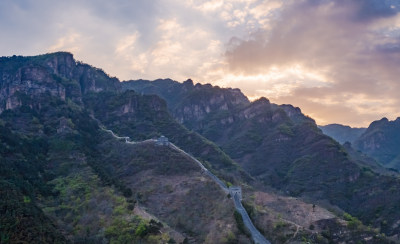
[[1, 52, 399, 243], [354, 118, 400, 170], [320, 118, 400, 171], [319, 124, 366, 144]]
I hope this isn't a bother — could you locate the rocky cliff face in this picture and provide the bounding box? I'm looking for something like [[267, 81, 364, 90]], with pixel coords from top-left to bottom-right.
[[33, 52, 121, 94], [122, 79, 250, 127], [175, 84, 249, 125], [280, 104, 315, 124], [0, 52, 120, 113], [123, 79, 313, 129], [0, 65, 66, 112], [354, 117, 400, 169]]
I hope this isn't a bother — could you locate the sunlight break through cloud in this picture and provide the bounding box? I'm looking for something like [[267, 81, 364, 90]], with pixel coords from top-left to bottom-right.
[[0, 0, 399, 126]]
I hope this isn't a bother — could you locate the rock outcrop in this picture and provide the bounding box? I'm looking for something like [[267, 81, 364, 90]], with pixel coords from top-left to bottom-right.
[[0, 52, 121, 113], [354, 117, 400, 169]]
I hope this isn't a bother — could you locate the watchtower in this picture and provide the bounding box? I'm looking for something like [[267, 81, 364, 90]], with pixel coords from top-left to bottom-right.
[[156, 136, 169, 146], [229, 186, 242, 200]]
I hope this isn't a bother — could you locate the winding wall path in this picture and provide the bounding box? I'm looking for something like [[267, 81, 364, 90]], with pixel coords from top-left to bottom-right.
[[104, 129, 270, 244], [169, 142, 270, 244]]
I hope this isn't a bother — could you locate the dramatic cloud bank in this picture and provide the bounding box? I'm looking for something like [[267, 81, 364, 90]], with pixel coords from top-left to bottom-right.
[[224, 0, 400, 126], [1, 0, 399, 126]]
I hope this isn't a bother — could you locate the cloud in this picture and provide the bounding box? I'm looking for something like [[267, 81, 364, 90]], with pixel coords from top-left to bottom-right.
[[49, 32, 82, 53], [348, 0, 400, 21], [224, 0, 400, 126], [0, 0, 282, 81], [0, 0, 399, 126]]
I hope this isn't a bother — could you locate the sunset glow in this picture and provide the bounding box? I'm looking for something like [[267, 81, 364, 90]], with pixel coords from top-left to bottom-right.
[[1, 0, 399, 126]]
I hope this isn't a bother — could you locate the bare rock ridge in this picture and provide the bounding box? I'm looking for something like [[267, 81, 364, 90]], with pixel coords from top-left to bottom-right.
[[123, 78, 251, 126], [0, 52, 120, 113]]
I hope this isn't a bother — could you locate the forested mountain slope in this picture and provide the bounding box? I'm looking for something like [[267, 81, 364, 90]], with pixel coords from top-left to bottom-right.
[[0, 53, 251, 243], [124, 79, 400, 239], [0, 52, 396, 243]]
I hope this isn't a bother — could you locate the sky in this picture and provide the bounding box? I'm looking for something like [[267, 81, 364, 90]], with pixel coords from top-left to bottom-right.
[[1, 0, 400, 127]]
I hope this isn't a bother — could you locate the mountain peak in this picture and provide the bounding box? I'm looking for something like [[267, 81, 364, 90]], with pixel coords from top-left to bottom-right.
[[254, 96, 270, 104], [0, 53, 121, 113], [183, 78, 194, 86], [280, 104, 301, 115], [43, 51, 74, 58], [369, 117, 389, 130], [381, 117, 389, 122]]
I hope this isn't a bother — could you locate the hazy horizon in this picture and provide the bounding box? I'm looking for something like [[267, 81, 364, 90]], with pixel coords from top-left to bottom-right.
[[1, 0, 399, 127]]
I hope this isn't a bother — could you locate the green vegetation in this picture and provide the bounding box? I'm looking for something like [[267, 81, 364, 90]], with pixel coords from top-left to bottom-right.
[[0, 53, 250, 243], [0, 88, 169, 243], [234, 210, 250, 237], [278, 123, 295, 136], [0, 121, 67, 243], [2, 52, 399, 243], [343, 212, 362, 230], [83, 90, 251, 185]]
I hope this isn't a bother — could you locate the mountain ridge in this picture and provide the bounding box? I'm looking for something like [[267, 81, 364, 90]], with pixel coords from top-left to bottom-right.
[[0, 52, 397, 243], [354, 117, 400, 170], [0, 52, 253, 243], [123, 78, 400, 239], [319, 123, 366, 144]]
